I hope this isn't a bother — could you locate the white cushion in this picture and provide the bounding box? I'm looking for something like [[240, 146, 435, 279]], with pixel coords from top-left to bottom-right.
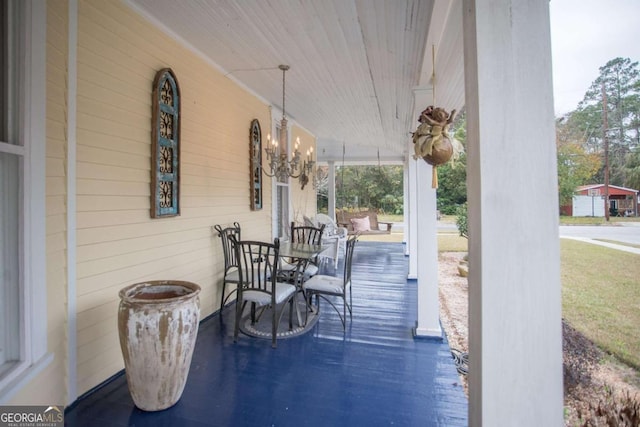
[[279, 259, 297, 271], [279, 260, 318, 276], [243, 282, 296, 306], [303, 275, 348, 294], [305, 264, 319, 276], [225, 267, 240, 282]]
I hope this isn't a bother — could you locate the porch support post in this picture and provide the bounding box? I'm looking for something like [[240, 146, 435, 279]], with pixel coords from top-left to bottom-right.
[[327, 160, 336, 220], [413, 159, 440, 337], [407, 156, 417, 277], [408, 87, 431, 279], [403, 160, 409, 247], [463, 1, 563, 425]]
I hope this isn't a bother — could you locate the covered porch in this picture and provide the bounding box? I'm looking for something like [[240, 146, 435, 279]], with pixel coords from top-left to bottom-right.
[[65, 242, 468, 426], [3, 0, 562, 425]]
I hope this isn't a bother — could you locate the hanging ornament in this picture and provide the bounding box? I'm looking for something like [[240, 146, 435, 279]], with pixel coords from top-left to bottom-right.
[[411, 45, 463, 188]]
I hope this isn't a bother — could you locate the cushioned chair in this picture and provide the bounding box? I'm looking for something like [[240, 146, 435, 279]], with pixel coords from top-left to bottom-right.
[[303, 234, 358, 330], [230, 237, 296, 348], [214, 223, 244, 312], [279, 222, 325, 282], [313, 213, 348, 267]]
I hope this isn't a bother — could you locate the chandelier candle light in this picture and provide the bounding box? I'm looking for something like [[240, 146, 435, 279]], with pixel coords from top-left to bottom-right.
[[263, 65, 315, 187]]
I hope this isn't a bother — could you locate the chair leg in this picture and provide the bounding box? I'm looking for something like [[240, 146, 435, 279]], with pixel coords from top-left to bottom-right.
[[289, 298, 294, 330], [304, 293, 310, 326], [272, 304, 277, 349], [343, 295, 346, 331], [303, 290, 316, 326], [233, 296, 242, 343], [220, 281, 227, 312], [348, 283, 353, 319], [220, 282, 240, 313]]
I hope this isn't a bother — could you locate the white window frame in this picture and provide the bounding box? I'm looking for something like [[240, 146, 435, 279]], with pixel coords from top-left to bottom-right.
[[270, 115, 292, 240], [0, 0, 50, 403]]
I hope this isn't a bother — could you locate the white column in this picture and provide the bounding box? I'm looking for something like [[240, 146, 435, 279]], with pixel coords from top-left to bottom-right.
[[407, 155, 418, 279], [403, 160, 409, 247], [413, 160, 441, 337], [327, 161, 336, 220], [463, 1, 563, 425], [408, 88, 432, 280]]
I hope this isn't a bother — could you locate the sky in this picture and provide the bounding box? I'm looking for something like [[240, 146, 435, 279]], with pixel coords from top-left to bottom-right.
[[549, 0, 640, 116]]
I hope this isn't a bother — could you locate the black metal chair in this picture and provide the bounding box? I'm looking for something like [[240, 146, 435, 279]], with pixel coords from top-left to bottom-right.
[[230, 237, 297, 348], [302, 234, 358, 330], [214, 223, 243, 312], [279, 222, 326, 281], [290, 221, 326, 246]]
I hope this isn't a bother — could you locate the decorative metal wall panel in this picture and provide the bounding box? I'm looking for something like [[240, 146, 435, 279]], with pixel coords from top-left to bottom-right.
[[151, 68, 180, 218], [249, 119, 263, 210]]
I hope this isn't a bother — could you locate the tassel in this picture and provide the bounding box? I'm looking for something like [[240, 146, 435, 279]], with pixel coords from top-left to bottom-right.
[[432, 166, 438, 188]]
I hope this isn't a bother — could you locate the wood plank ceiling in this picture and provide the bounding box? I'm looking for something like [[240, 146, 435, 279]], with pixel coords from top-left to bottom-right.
[[128, 0, 435, 163]]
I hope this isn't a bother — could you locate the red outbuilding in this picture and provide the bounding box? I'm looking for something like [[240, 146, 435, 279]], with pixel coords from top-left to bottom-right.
[[561, 184, 639, 217]]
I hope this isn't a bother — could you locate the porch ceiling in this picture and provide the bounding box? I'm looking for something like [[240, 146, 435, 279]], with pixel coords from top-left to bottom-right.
[[126, 0, 440, 163]]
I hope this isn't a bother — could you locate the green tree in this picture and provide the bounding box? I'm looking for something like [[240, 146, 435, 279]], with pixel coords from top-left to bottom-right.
[[556, 118, 601, 207], [576, 57, 640, 186], [436, 111, 467, 215], [624, 147, 640, 190], [315, 166, 330, 213], [334, 165, 404, 214], [436, 153, 467, 215]]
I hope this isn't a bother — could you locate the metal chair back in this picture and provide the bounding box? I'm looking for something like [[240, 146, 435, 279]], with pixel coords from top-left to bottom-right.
[[230, 237, 296, 348], [290, 222, 325, 245], [214, 222, 241, 311]]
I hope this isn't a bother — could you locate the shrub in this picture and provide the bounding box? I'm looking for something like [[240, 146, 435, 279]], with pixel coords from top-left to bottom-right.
[[455, 203, 468, 238]]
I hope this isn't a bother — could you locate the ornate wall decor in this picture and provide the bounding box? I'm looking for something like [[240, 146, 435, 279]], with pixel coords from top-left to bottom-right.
[[151, 68, 181, 218], [249, 119, 263, 210]]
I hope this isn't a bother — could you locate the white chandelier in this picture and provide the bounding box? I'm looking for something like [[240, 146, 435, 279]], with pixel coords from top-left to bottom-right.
[[263, 65, 315, 187]]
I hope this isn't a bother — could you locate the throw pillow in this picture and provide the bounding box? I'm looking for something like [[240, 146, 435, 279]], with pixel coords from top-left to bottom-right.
[[350, 216, 371, 232], [366, 211, 379, 230]]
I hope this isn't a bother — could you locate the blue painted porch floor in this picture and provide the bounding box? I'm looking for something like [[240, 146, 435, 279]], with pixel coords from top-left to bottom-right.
[[65, 242, 468, 426]]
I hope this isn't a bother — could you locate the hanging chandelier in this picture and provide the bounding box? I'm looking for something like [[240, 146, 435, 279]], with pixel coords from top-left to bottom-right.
[[263, 65, 315, 187]]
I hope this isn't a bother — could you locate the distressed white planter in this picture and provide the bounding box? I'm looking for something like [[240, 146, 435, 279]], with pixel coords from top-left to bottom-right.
[[118, 280, 201, 411]]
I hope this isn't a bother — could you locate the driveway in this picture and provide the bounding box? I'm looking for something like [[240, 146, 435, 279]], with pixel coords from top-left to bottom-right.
[[559, 223, 640, 246], [437, 220, 640, 252]]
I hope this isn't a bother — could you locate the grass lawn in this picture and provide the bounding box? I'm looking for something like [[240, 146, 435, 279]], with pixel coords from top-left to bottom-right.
[[561, 239, 640, 370], [437, 233, 468, 252], [358, 232, 404, 243], [432, 233, 640, 371], [377, 214, 403, 223]]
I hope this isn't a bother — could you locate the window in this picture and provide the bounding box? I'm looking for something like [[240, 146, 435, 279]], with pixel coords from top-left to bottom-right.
[[272, 125, 290, 238], [1, 0, 22, 379], [0, 0, 48, 401]]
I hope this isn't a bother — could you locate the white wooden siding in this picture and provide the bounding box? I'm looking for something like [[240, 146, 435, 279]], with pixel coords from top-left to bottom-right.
[[290, 125, 318, 223], [74, 0, 275, 394]]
